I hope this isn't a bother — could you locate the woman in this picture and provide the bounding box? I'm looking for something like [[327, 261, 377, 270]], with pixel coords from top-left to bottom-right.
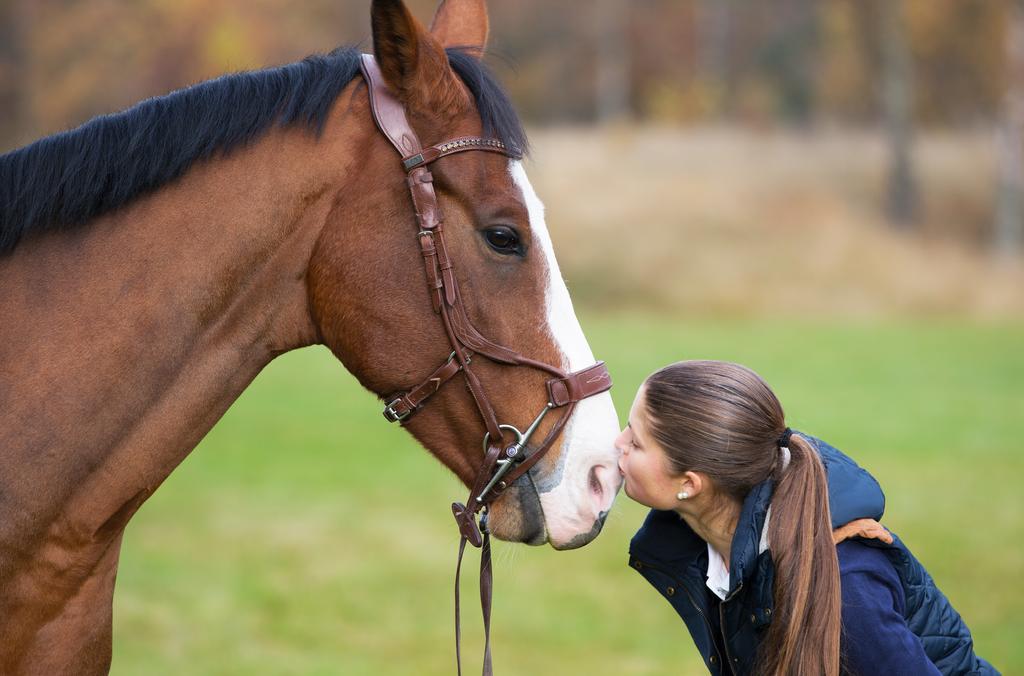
[[618, 360, 997, 675]]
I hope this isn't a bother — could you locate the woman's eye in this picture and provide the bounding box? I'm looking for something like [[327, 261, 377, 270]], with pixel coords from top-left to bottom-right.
[[483, 226, 523, 256]]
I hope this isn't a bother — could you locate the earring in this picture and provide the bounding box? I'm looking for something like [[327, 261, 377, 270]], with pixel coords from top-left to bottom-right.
[[677, 491, 689, 500]]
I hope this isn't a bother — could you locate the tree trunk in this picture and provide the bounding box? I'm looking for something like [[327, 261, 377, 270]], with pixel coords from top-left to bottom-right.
[[878, 0, 918, 228], [765, 0, 819, 128], [994, 0, 1024, 256], [0, 0, 30, 152], [698, 0, 731, 77], [594, 0, 630, 123]]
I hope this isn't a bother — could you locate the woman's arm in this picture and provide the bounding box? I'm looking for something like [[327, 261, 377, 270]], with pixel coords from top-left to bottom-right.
[[838, 541, 940, 676]]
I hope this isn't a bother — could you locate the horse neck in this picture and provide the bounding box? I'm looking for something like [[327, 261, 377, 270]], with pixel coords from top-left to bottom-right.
[[0, 114, 359, 551]]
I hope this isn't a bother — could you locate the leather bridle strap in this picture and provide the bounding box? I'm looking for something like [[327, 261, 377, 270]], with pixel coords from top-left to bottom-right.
[[403, 136, 511, 170], [359, 54, 612, 676], [383, 351, 469, 423]]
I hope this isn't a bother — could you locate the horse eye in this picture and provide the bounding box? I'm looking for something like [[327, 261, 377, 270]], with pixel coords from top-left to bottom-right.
[[482, 226, 522, 256]]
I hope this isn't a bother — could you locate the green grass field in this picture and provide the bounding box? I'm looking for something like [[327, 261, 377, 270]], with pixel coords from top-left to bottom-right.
[[112, 314, 1024, 675]]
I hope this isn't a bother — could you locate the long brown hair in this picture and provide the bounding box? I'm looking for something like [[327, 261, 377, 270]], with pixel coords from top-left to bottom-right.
[[643, 360, 841, 676]]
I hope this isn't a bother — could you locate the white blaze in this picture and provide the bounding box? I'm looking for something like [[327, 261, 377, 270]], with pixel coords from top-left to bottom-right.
[[508, 161, 621, 547]]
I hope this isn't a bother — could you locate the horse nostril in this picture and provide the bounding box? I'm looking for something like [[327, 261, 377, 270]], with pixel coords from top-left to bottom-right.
[[589, 465, 602, 497], [587, 463, 620, 517]]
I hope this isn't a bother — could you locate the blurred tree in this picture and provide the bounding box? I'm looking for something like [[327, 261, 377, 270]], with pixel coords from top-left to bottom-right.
[[0, 0, 31, 149], [818, 0, 873, 123], [696, 0, 732, 107], [593, 0, 630, 123], [631, 0, 697, 122], [1, 0, 1021, 158], [759, 0, 819, 127], [905, 0, 1005, 126], [877, 0, 920, 228], [995, 0, 1024, 256]]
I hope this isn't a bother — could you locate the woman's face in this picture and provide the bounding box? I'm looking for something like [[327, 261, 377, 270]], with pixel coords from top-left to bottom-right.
[[615, 384, 683, 510]]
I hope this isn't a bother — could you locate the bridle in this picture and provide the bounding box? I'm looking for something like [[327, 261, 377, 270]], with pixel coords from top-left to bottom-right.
[[359, 54, 613, 675]]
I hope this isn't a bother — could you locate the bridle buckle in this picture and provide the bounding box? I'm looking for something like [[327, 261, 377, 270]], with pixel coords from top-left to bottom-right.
[[382, 398, 411, 423]]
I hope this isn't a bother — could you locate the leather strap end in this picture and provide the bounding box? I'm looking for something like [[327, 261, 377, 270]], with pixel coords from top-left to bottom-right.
[[408, 168, 441, 230], [547, 361, 613, 407], [442, 268, 458, 306], [452, 502, 483, 548], [403, 147, 441, 169]]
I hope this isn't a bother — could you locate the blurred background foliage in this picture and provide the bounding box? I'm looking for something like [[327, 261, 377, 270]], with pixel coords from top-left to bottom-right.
[[0, 0, 1017, 130], [2, 0, 1024, 317], [1, 1, 1022, 674]]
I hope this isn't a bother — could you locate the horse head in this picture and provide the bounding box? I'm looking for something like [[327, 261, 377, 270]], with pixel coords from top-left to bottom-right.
[[308, 0, 622, 549]]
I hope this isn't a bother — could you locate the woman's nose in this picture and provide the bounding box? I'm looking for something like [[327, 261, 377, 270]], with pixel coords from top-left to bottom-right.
[[613, 428, 629, 453]]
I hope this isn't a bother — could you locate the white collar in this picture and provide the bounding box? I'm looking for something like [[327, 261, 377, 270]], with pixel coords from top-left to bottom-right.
[[705, 542, 730, 601], [705, 505, 773, 601], [759, 505, 772, 555]]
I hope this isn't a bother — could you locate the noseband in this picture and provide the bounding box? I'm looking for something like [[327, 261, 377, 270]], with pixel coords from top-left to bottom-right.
[[359, 54, 612, 675]]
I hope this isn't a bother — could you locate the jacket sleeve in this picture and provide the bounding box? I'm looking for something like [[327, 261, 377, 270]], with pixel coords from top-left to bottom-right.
[[838, 542, 941, 676]]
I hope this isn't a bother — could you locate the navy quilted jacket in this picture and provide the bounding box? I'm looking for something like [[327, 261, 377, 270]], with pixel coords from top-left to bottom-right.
[[627, 434, 998, 675]]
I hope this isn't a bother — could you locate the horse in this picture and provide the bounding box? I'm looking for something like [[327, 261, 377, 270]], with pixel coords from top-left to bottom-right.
[[0, 0, 622, 673]]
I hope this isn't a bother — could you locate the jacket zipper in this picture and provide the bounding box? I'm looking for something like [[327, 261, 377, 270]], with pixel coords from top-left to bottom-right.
[[718, 602, 736, 675], [718, 581, 744, 676], [635, 558, 725, 670]]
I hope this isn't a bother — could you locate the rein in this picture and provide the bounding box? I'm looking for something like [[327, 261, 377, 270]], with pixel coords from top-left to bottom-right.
[[359, 54, 612, 675]]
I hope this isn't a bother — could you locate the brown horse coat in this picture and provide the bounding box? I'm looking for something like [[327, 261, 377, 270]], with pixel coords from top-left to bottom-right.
[[0, 1, 621, 672]]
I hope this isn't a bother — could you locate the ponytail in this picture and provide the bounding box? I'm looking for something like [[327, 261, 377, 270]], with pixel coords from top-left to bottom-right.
[[756, 433, 841, 676]]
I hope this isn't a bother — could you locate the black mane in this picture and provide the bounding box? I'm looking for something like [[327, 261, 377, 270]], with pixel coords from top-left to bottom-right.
[[0, 47, 528, 256]]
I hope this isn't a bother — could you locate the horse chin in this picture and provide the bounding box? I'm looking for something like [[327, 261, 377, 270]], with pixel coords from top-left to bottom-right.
[[547, 513, 607, 551]]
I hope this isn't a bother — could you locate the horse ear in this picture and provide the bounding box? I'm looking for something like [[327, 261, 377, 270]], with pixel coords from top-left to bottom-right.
[[429, 0, 489, 55], [371, 0, 468, 112]]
